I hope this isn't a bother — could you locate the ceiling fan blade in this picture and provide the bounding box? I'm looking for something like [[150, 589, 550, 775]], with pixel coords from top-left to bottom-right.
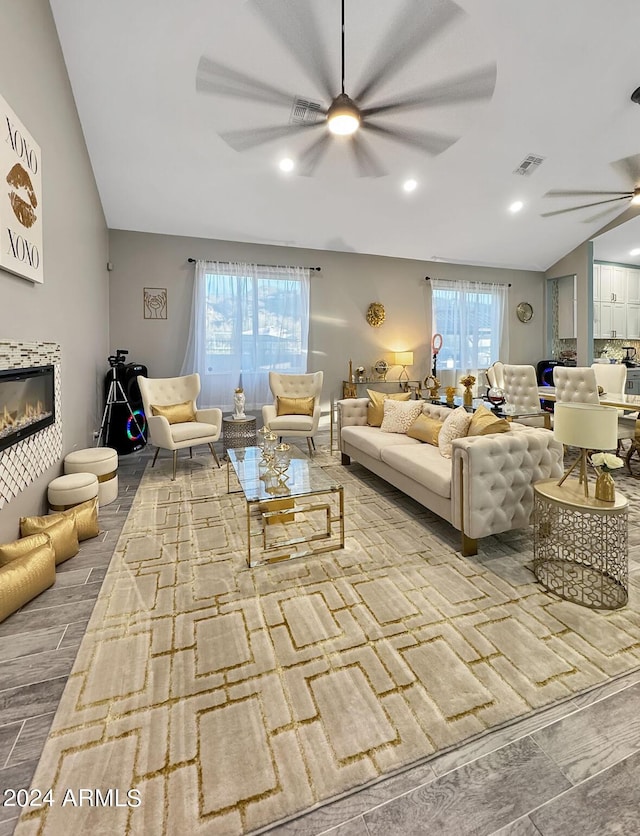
[[361, 64, 497, 118], [544, 189, 633, 197], [541, 196, 632, 217], [220, 122, 321, 152], [582, 205, 624, 223], [610, 153, 640, 185], [249, 0, 336, 101], [350, 135, 387, 178], [196, 56, 300, 108], [363, 120, 458, 156], [354, 0, 464, 105], [297, 133, 332, 177]]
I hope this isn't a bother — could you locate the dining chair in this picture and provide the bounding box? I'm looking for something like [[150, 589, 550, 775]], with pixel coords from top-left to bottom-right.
[[590, 362, 627, 396], [137, 373, 222, 480], [502, 364, 548, 427]]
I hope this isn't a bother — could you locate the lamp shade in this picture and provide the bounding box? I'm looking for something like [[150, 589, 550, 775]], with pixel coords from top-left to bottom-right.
[[553, 402, 618, 450], [395, 351, 414, 367]]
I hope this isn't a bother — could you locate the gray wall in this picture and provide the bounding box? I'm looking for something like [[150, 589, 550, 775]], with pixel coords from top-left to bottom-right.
[[108, 230, 546, 411], [0, 0, 109, 540]]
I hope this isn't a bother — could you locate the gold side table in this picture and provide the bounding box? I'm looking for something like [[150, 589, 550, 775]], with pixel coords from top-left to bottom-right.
[[533, 478, 628, 609]]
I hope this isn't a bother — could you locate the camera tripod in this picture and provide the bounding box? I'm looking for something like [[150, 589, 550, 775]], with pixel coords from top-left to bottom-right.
[[97, 361, 146, 448]]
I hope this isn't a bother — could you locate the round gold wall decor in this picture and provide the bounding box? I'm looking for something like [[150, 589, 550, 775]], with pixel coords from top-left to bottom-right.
[[366, 302, 386, 327], [516, 301, 534, 323]]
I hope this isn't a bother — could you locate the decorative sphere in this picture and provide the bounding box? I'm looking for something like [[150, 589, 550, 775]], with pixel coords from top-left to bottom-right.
[[487, 387, 506, 406]]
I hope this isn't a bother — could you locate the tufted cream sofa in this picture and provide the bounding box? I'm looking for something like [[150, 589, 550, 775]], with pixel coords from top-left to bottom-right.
[[338, 398, 564, 556]]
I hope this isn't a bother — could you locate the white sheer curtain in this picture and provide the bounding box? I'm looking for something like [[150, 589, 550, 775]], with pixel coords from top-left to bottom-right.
[[181, 261, 310, 411], [431, 278, 509, 391]]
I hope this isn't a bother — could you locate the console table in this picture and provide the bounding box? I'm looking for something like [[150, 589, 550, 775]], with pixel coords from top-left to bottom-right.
[[342, 380, 422, 398], [533, 477, 628, 609]]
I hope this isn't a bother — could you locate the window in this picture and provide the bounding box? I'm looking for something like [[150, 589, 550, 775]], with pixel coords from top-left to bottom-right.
[[182, 261, 310, 410], [431, 279, 509, 372]]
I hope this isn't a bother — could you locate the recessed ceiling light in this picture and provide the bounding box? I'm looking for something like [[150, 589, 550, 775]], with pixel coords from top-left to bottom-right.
[[403, 179, 417, 193], [279, 158, 294, 173], [630, 248, 640, 256], [509, 200, 524, 213]]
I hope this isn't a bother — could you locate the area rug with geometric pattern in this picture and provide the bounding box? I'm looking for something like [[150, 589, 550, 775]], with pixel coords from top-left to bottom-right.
[[18, 446, 640, 835]]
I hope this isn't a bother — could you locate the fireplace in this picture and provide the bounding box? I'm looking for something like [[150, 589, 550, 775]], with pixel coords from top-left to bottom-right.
[[0, 364, 55, 453]]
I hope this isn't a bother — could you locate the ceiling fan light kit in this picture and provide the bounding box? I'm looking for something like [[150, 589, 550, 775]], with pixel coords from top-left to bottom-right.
[[327, 93, 361, 136]]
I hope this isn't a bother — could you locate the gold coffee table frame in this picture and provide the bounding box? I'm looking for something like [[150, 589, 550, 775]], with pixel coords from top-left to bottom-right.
[[227, 446, 345, 567]]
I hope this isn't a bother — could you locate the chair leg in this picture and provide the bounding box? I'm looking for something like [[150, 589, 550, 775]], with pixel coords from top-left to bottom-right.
[[307, 437, 313, 456], [172, 451, 177, 481], [151, 447, 160, 469], [208, 443, 221, 468], [189, 447, 193, 459]]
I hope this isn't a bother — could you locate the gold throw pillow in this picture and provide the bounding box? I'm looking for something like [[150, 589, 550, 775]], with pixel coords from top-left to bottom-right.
[[63, 496, 100, 541], [366, 390, 411, 427], [20, 513, 80, 564], [0, 541, 56, 623], [276, 396, 315, 416], [407, 414, 444, 445], [0, 531, 51, 566], [151, 401, 196, 424], [467, 404, 511, 437]]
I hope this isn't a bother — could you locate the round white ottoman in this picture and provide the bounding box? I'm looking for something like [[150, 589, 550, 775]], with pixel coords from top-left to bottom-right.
[[64, 447, 119, 506], [48, 472, 99, 512]]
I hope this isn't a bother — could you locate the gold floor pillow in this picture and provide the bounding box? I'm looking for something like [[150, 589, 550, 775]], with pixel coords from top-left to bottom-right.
[[151, 401, 196, 423], [467, 403, 511, 436], [0, 540, 56, 623], [367, 390, 411, 427], [0, 531, 51, 566], [63, 496, 100, 540], [276, 396, 314, 416], [407, 413, 444, 445], [20, 513, 80, 564]]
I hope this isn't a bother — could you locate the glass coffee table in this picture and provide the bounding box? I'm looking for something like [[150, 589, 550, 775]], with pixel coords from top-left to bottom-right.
[[227, 446, 345, 567]]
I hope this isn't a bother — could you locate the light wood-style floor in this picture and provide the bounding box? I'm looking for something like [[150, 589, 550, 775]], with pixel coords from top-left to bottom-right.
[[1, 426, 639, 836]]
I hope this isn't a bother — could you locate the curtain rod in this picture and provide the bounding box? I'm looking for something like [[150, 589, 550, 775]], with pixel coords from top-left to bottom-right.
[[188, 258, 320, 271], [425, 275, 511, 287]]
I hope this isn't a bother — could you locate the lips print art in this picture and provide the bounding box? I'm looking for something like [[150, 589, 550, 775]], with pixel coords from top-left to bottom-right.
[[6, 162, 38, 229]]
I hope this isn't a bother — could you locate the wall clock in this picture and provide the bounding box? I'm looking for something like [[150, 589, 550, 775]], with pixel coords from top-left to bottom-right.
[[516, 302, 534, 323]]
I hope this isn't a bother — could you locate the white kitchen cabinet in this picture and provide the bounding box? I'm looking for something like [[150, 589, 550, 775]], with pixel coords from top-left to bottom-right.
[[599, 300, 626, 339], [599, 264, 627, 303], [557, 275, 576, 338], [626, 267, 640, 304], [593, 263, 601, 301], [626, 303, 640, 339]]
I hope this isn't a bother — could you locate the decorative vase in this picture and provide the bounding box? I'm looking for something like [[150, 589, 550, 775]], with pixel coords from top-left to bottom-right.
[[595, 470, 615, 502], [463, 386, 473, 407]]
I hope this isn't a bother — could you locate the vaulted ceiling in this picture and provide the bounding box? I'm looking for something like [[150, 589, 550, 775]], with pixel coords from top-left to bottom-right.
[[50, 0, 640, 271]]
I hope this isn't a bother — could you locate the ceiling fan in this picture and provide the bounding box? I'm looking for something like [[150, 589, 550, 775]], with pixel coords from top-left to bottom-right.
[[195, 0, 497, 177], [541, 154, 640, 220]]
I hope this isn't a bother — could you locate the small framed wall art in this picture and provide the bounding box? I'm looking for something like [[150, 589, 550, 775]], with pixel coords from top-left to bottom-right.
[[143, 287, 168, 320], [0, 93, 43, 283]]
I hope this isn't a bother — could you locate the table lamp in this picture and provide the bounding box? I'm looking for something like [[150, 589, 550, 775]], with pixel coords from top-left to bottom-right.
[[553, 402, 618, 497], [395, 351, 414, 383]]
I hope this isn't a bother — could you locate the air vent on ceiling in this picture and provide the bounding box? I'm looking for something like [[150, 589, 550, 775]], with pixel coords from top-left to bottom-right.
[[290, 98, 323, 126], [513, 154, 545, 176]]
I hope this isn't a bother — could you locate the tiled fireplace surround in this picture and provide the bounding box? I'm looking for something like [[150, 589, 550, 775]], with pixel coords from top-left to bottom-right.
[[0, 341, 62, 511]]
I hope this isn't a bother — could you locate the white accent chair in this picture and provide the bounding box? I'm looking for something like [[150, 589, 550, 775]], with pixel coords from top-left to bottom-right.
[[502, 364, 548, 427], [262, 371, 323, 456], [137, 373, 222, 480]]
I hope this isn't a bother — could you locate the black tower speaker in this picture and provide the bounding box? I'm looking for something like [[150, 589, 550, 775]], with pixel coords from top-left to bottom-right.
[[102, 362, 148, 454], [536, 360, 563, 413]]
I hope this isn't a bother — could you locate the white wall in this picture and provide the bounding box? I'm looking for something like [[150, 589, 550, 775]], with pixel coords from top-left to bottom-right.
[[0, 1, 109, 540], [108, 229, 546, 411]]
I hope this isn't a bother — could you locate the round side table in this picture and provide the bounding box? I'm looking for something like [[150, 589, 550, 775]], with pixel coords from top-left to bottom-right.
[[222, 415, 257, 459], [533, 477, 628, 609]]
